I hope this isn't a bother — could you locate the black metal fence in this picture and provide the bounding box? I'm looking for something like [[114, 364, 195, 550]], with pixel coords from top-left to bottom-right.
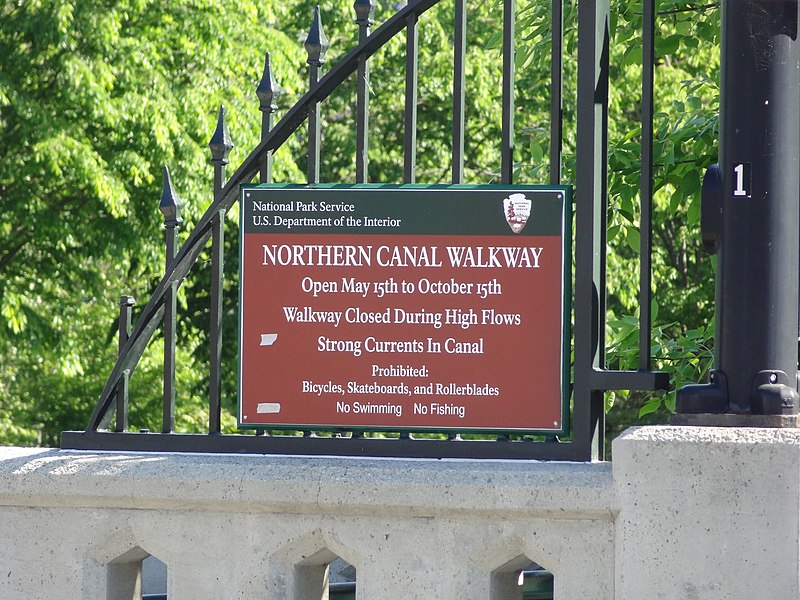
[[61, 0, 670, 461]]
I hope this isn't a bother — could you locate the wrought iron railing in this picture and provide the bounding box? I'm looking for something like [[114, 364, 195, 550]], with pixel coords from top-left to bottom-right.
[[61, 0, 669, 461]]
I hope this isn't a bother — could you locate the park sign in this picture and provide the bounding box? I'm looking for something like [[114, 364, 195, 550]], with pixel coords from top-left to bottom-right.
[[238, 185, 571, 435]]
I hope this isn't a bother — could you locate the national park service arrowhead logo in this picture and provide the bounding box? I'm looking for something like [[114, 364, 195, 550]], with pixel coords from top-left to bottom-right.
[[503, 193, 532, 234]]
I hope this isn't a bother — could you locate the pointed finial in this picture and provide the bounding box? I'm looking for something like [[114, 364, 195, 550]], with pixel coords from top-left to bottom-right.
[[354, 0, 375, 25], [208, 105, 234, 165], [159, 166, 183, 227], [304, 6, 329, 65], [256, 53, 282, 113]]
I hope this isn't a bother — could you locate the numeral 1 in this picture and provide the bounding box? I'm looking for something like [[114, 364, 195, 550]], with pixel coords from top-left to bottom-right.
[[733, 163, 751, 197]]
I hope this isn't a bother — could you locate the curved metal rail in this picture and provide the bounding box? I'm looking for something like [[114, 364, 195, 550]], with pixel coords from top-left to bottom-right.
[[88, 0, 441, 430]]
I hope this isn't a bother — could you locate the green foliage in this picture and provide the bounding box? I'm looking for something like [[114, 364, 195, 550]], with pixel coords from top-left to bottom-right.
[[0, 0, 723, 446], [0, 0, 303, 443], [602, 0, 720, 435], [510, 1, 720, 435]]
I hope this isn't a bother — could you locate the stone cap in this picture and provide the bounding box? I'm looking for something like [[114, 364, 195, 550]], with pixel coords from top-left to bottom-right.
[[0, 447, 614, 519]]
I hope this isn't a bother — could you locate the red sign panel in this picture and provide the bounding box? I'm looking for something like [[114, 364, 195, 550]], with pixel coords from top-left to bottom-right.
[[239, 186, 570, 434]]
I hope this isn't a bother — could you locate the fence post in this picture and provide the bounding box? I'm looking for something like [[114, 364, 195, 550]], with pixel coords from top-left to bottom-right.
[[676, 0, 800, 423], [500, 0, 515, 184], [257, 53, 281, 184], [305, 5, 329, 184], [208, 105, 233, 434], [452, 0, 466, 183], [573, 0, 610, 459], [159, 166, 183, 434], [403, 11, 419, 184], [354, 0, 374, 183]]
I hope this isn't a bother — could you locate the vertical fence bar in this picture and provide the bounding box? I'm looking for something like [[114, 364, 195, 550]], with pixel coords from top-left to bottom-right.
[[574, 0, 610, 459], [404, 13, 419, 184], [549, 0, 564, 186], [115, 295, 135, 433], [302, 6, 328, 439], [159, 166, 183, 434], [163, 268, 177, 433], [452, 0, 466, 183], [596, 7, 611, 457], [638, 0, 655, 370], [209, 210, 224, 433], [355, 0, 375, 184], [308, 68, 321, 185], [209, 105, 233, 434], [257, 53, 281, 184], [501, 0, 516, 184], [305, 6, 329, 184]]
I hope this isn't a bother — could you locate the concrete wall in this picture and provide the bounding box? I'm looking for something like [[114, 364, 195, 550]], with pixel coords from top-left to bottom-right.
[[0, 426, 797, 599], [614, 426, 800, 599]]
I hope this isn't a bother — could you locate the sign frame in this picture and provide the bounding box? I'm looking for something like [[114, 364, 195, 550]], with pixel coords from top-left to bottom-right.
[[238, 184, 572, 437]]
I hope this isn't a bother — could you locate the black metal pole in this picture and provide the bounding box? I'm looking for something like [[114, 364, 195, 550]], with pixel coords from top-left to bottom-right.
[[676, 0, 800, 424]]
